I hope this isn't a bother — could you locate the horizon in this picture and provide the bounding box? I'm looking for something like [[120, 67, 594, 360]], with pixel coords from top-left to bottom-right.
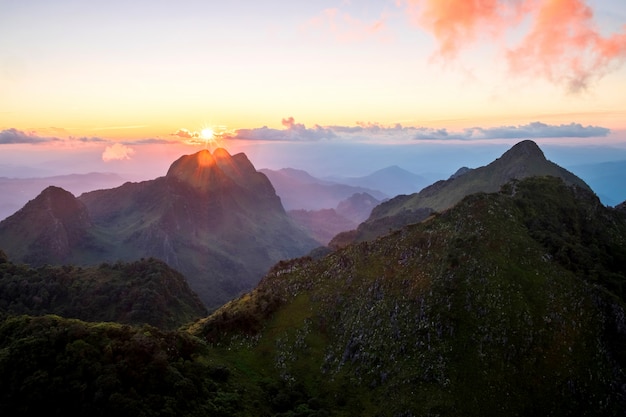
[[1, 0, 625, 181]]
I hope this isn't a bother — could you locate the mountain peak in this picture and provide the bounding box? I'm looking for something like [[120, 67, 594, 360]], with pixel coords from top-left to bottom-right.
[[166, 149, 229, 191], [498, 139, 545, 163]]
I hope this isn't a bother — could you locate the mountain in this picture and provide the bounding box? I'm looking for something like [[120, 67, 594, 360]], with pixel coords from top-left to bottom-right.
[[0, 186, 93, 264], [0, 172, 126, 221], [190, 176, 626, 416], [0, 149, 318, 309], [288, 192, 381, 246], [0, 254, 206, 330], [326, 165, 430, 197], [331, 140, 593, 247], [336, 191, 381, 223], [288, 208, 357, 246], [260, 167, 387, 210]]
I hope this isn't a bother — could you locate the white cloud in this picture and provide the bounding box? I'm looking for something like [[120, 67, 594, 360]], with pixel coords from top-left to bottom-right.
[[102, 143, 135, 162]]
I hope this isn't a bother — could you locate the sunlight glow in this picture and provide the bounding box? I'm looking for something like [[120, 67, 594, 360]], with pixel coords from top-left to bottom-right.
[[201, 128, 214, 140]]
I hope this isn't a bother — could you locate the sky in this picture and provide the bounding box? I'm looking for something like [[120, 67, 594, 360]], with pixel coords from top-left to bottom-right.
[[1, 0, 626, 182]]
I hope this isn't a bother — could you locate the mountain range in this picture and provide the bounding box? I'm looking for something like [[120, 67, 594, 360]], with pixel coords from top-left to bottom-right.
[[0, 149, 318, 309], [330, 140, 592, 248], [1, 140, 625, 415], [259, 167, 388, 211]]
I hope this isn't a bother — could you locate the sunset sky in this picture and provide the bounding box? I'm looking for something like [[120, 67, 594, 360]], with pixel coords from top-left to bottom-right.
[[1, 0, 626, 180]]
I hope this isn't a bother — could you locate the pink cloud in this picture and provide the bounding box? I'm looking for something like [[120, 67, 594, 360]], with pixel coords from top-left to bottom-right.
[[507, 0, 626, 92], [403, 0, 529, 59], [401, 0, 626, 91]]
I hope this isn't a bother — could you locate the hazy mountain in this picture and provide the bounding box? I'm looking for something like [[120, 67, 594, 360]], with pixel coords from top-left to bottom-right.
[[331, 140, 593, 247], [287, 192, 381, 246], [326, 165, 430, 197], [190, 176, 626, 416], [0, 254, 206, 330], [336, 191, 381, 223], [567, 160, 626, 206], [0, 172, 126, 221], [260, 167, 387, 210], [0, 149, 318, 309]]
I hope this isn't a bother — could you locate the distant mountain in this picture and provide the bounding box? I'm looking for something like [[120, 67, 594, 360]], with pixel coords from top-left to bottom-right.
[[288, 208, 356, 246], [0, 172, 126, 221], [567, 160, 626, 206], [260, 167, 387, 210], [287, 192, 381, 246], [191, 176, 626, 416], [0, 254, 206, 330], [0, 149, 318, 309], [331, 140, 592, 247], [326, 165, 429, 197], [336, 191, 381, 223]]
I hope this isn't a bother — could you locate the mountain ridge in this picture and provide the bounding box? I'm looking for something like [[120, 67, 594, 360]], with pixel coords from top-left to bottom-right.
[[331, 140, 593, 247]]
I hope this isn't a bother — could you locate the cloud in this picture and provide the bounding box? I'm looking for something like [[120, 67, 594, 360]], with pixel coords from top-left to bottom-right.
[[227, 117, 336, 141], [74, 136, 107, 143], [102, 143, 135, 161], [0, 128, 59, 144], [506, 0, 626, 93], [130, 138, 177, 145], [412, 122, 610, 140], [171, 128, 200, 139], [305, 7, 390, 42], [401, 0, 626, 91]]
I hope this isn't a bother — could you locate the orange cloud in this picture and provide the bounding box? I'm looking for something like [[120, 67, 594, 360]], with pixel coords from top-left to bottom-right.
[[402, 0, 626, 91]]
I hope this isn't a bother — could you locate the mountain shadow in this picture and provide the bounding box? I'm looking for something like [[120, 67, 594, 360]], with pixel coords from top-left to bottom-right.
[[0, 149, 318, 309]]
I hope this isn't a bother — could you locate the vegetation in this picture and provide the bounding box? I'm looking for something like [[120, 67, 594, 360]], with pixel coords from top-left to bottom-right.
[[0, 315, 238, 416], [193, 176, 626, 416], [0, 257, 206, 330]]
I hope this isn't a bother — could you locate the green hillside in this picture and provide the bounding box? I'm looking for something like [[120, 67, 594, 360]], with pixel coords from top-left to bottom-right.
[[192, 176, 626, 416], [0, 255, 206, 330]]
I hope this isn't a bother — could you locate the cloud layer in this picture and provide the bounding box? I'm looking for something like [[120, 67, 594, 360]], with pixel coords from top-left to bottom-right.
[[401, 0, 626, 92], [225, 119, 610, 142], [228, 117, 336, 141], [0, 128, 58, 144]]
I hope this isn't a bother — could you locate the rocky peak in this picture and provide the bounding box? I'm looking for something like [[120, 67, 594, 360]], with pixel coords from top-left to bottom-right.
[[166, 149, 231, 192], [165, 148, 272, 194], [496, 139, 546, 165]]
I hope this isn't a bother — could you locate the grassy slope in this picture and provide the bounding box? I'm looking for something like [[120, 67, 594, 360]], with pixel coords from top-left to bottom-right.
[[193, 176, 626, 416]]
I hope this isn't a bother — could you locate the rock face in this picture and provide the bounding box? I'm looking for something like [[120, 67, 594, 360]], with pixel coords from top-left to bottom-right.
[[331, 140, 593, 247], [0, 149, 318, 309]]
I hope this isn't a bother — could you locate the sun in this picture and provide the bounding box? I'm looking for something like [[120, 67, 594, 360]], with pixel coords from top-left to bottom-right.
[[201, 128, 214, 140]]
